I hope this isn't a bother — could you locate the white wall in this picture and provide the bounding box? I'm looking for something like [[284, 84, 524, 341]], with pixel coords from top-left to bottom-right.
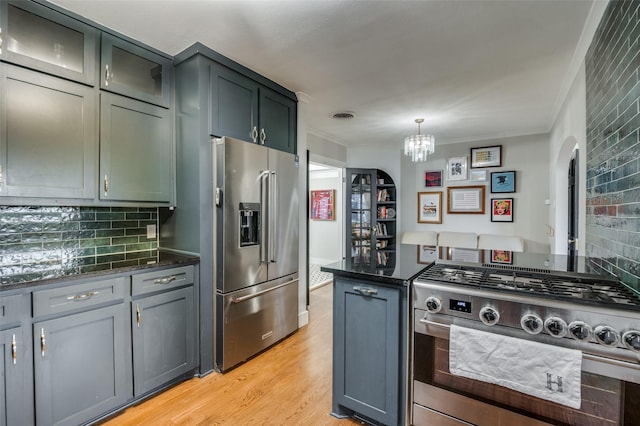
[[548, 64, 587, 255], [309, 169, 343, 265], [400, 135, 551, 253]]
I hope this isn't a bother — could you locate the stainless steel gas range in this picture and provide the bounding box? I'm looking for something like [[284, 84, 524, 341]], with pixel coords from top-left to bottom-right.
[[412, 261, 640, 426]]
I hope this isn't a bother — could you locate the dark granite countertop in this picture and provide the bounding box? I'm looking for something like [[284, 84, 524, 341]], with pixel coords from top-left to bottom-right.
[[321, 244, 616, 287], [0, 250, 200, 292]]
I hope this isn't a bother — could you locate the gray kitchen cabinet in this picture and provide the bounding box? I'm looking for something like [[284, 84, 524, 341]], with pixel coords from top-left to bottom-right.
[[0, 294, 34, 426], [32, 277, 132, 426], [210, 63, 296, 153], [0, 64, 96, 199], [131, 266, 197, 396], [0, 0, 97, 86], [100, 33, 172, 108], [332, 276, 407, 426], [99, 92, 172, 203]]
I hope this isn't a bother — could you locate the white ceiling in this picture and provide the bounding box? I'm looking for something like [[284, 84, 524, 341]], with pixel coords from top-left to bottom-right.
[[51, 0, 604, 149]]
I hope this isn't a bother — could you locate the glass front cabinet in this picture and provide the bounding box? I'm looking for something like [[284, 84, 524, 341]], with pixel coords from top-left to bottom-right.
[[346, 168, 396, 272]]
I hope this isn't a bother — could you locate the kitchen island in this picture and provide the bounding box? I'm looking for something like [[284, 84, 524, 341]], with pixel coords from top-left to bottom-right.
[[321, 244, 426, 426]]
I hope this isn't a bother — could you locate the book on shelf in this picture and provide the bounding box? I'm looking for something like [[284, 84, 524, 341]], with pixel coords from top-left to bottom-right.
[[376, 188, 390, 202]]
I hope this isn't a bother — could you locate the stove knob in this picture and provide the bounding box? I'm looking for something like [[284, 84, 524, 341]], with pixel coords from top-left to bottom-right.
[[479, 306, 500, 326], [425, 296, 442, 313], [544, 317, 568, 338], [622, 331, 640, 351], [521, 314, 543, 335], [568, 321, 593, 341], [594, 325, 620, 347]]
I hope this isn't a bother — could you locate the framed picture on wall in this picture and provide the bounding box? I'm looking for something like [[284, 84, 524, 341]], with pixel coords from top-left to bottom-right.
[[447, 185, 485, 214], [310, 189, 336, 220], [425, 170, 443, 187], [491, 197, 514, 222], [490, 249, 513, 264], [491, 171, 516, 193], [417, 245, 438, 264], [418, 191, 443, 224], [470, 145, 502, 168], [447, 156, 468, 181]]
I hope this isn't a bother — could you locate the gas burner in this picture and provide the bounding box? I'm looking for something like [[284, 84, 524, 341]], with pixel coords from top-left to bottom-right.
[[484, 273, 550, 293], [554, 282, 639, 305]]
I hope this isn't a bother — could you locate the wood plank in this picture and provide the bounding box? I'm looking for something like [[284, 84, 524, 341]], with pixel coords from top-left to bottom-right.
[[103, 283, 361, 425]]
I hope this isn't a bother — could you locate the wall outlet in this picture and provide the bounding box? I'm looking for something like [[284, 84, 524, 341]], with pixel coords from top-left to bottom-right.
[[147, 224, 157, 239]]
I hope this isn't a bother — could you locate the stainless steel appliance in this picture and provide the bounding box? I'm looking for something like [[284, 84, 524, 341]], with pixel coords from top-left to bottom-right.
[[412, 261, 640, 425], [214, 136, 299, 372]]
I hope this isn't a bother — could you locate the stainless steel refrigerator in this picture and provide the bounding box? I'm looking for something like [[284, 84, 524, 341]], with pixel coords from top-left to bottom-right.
[[214, 136, 299, 371]]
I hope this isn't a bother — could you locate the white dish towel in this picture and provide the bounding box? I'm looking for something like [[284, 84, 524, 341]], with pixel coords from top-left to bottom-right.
[[449, 324, 582, 409]]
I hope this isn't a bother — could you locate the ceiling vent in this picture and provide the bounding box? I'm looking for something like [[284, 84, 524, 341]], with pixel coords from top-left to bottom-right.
[[331, 111, 356, 120]]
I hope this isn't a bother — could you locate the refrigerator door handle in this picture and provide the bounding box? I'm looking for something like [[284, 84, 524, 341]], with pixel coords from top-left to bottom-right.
[[269, 171, 278, 263], [260, 171, 269, 263]]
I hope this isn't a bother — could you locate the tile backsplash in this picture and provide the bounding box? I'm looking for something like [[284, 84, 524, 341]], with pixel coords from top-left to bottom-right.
[[585, 0, 640, 289], [0, 206, 158, 285]]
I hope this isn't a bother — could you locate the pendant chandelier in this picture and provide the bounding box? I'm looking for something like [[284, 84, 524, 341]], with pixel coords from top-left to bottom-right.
[[404, 118, 435, 163]]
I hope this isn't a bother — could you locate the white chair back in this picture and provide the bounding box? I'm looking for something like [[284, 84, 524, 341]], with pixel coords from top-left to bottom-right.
[[478, 234, 524, 252], [401, 231, 438, 246]]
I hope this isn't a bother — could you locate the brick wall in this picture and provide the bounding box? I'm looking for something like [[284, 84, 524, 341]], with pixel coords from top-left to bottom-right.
[[585, 0, 640, 289], [0, 206, 158, 285]]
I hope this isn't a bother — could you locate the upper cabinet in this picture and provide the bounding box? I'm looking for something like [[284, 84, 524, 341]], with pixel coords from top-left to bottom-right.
[[0, 0, 97, 85], [205, 49, 297, 154], [0, 64, 96, 199], [100, 33, 171, 108]]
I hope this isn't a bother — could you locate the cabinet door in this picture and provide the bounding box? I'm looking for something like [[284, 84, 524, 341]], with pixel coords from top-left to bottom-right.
[[132, 286, 196, 396], [346, 169, 375, 267], [0, 293, 34, 426], [210, 62, 259, 142], [0, 1, 97, 85], [100, 92, 172, 203], [100, 33, 171, 108], [258, 87, 297, 153], [33, 304, 132, 426], [332, 278, 401, 425], [0, 65, 96, 199]]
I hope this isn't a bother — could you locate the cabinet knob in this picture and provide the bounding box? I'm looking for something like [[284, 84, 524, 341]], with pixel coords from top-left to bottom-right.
[[251, 126, 258, 143], [136, 304, 142, 327], [40, 328, 46, 357], [260, 128, 266, 145], [11, 334, 17, 365], [104, 174, 109, 195]]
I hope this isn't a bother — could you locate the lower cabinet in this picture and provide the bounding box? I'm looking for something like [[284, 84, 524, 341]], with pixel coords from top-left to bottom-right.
[[132, 286, 196, 396], [33, 303, 132, 426], [0, 294, 34, 426], [332, 276, 407, 426]]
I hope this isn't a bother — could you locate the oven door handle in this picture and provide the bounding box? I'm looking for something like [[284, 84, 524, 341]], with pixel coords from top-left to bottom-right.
[[418, 317, 451, 340]]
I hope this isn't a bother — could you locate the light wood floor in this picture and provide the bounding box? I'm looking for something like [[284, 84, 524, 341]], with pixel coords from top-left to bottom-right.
[[104, 283, 362, 425]]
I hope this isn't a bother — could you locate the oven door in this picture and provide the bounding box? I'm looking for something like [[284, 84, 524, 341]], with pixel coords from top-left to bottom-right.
[[412, 310, 640, 426]]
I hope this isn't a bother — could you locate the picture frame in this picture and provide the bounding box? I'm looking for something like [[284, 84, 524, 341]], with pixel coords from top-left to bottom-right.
[[470, 145, 502, 168], [469, 170, 487, 182], [446, 156, 468, 181], [491, 197, 514, 222], [490, 249, 513, 264], [418, 191, 443, 224], [417, 245, 437, 264], [491, 170, 516, 193], [310, 189, 336, 220], [424, 170, 443, 187], [446, 185, 485, 214]]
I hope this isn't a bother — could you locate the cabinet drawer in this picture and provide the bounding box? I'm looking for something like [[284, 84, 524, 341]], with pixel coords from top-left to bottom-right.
[[0, 293, 29, 329], [33, 277, 126, 317], [132, 266, 194, 296]]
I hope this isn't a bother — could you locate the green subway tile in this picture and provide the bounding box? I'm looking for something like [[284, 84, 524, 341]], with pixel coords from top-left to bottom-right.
[[80, 237, 111, 248], [125, 242, 152, 252], [125, 228, 146, 236], [96, 212, 125, 221], [80, 221, 111, 230], [112, 236, 140, 245], [112, 220, 139, 229], [126, 250, 154, 260], [125, 212, 151, 220], [97, 245, 125, 255], [44, 222, 79, 232], [80, 263, 111, 273], [96, 253, 125, 264], [96, 229, 125, 238], [112, 259, 140, 269], [111, 207, 138, 213]]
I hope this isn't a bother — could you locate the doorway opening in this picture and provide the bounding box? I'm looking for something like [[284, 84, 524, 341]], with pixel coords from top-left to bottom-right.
[[308, 162, 343, 291]]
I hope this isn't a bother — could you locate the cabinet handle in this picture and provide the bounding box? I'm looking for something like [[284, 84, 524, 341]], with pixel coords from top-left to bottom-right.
[[136, 304, 141, 327], [154, 275, 177, 285], [104, 174, 109, 195], [11, 334, 17, 365], [260, 128, 266, 145], [0, 27, 3, 52], [353, 286, 378, 296], [251, 126, 258, 143], [40, 328, 46, 357], [105, 64, 110, 86], [66, 291, 98, 301], [0, 164, 4, 188]]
